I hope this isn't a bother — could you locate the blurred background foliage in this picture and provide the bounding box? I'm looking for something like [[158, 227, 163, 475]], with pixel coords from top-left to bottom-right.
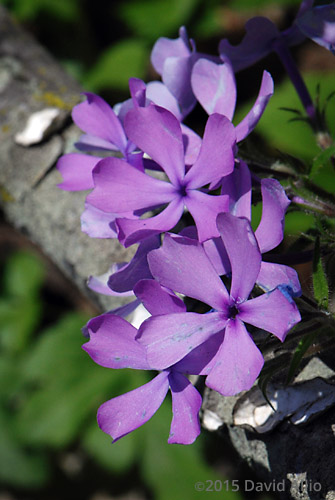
[[0, 0, 334, 499]]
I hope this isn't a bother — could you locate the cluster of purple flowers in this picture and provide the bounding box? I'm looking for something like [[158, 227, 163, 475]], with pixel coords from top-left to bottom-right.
[[57, 1, 334, 444]]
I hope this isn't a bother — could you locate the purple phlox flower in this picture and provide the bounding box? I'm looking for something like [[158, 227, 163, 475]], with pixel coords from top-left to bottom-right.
[[82, 284, 201, 445], [116, 77, 203, 166], [218, 1, 316, 72], [151, 26, 220, 116], [87, 103, 235, 247], [182, 161, 301, 298], [218, 1, 335, 121], [296, 4, 335, 53], [191, 57, 274, 142], [137, 213, 301, 396]]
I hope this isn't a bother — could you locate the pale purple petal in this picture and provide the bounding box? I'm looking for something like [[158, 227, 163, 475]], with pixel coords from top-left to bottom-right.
[[134, 279, 186, 315], [221, 160, 252, 219], [138, 311, 227, 370], [88, 264, 134, 297], [219, 17, 279, 72], [185, 114, 236, 189], [81, 203, 119, 239], [217, 213, 261, 302], [108, 235, 160, 293], [255, 178, 290, 253], [173, 331, 223, 375], [296, 5, 335, 52], [128, 77, 146, 107], [83, 314, 149, 370], [88, 157, 176, 213], [108, 298, 142, 319], [235, 71, 274, 142], [97, 372, 169, 441], [162, 55, 196, 115], [116, 197, 185, 247], [185, 191, 230, 242], [57, 153, 101, 191], [203, 237, 230, 276], [75, 134, 119, 152], [191, 58, 236, 119], [168, 372, 202, 444], [257, 261, 302, 297], [146, 81, 182, 121], [148, 233, 229, 309], [124, 105, 185, 185], [205, 318, 264, 396], [181, 124, 202, 165], [238, 288, 301, 341], [151, 29, 191, 75], [72, 93, 128, 153]]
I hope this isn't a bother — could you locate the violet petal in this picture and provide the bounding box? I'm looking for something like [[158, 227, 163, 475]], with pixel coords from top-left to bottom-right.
[[168, 372, 202, 444], [238, 288, 301, 341], [205, 318, 264, 396], [97, 372, 169, 441]]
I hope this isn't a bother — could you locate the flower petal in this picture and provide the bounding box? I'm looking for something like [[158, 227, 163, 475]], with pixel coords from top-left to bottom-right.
[[168, 372, 202, 444], [217, 213, 261, 301], [72, 93, 128, 153], [57, 153, 100, 191], [221, 160, 251, 219], [185, 191, 230, 242], [138, 311, 227, 370], [238, 288, 301, 341], [191, 58, 236, 120], [80, 203, 119, 239], [108, 235, 160, 293], [255, 178, 290, 253], [88, 264, 133, 297], [185, 114, 235, 189], [235, 71, 274, 142], [205, 318, 264, 396], [116, 197, 184, 247], [148, 232, 229, 308], [219, 17, 279, 72], [97, 372, 169, 441], [83, 314, 149, 370], [134, 279, 186, 315], [151, 27, 191, 75], [124, 104, 185, 185], [88, 157, 176, 213], [257, 261, 301, 297], [173, 331, 223, 375]]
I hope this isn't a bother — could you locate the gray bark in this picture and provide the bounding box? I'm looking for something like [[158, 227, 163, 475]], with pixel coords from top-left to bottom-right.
[[0, 6, 133, 310]]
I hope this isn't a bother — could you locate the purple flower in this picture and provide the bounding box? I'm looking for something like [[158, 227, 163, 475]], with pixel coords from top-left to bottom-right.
[[83, 288, 202, 444], [151, 26, 219, 116], [296, 4, 335, 53], [218, 1, 315, 72], [191, 59, 274, 142], [137, 213, 301, 396], [87, 104, 236, 246]]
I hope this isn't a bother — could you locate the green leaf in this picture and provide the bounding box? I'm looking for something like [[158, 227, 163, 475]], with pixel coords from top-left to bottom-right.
[[141, 401, 242, 500], [2, 250, 44, 298], [0, 409, 49, 487], [14, 313, 131, 447], [286, 332, 318, 384], [235, 74, 335, 163], [312, 236, 329, 309], [310, 144, 335, 179], [83, 422, 136, 473], [84, 39, 149, 92], [118, 0, 199, 41]]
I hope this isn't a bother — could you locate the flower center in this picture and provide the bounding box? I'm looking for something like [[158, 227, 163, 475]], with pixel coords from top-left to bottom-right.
[[228, 304, 239, 319]]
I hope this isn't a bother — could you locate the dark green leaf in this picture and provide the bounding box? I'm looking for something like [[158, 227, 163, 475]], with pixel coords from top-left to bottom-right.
[[312, 236, 329, 309]]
